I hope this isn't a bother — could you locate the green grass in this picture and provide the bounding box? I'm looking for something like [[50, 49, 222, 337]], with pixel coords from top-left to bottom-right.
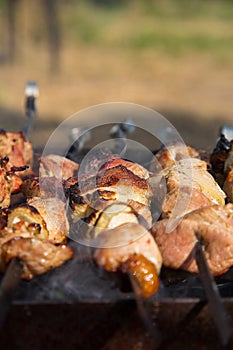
[[60, 0, 233, 59]]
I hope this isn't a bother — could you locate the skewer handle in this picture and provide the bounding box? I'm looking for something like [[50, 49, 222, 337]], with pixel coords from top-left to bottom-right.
[[22, 81, 39, 138]]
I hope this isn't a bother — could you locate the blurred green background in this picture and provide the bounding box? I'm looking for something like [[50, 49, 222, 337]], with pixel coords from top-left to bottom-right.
[[0, 0, 233, 148]]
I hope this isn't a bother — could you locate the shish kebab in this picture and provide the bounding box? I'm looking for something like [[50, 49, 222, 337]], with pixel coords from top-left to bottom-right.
[[0, 84, 74, 328], [0, 138, 232, 346], [0, 82, 231, 343], [2, 124, 233, 295], [1, 98, 233, 314]]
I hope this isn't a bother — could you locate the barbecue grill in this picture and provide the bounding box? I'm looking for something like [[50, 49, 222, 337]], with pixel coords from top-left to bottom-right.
[[1, 92, 233, 350]]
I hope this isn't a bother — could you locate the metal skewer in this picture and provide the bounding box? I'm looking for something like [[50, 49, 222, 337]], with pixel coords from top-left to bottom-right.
[[195, 241, 232, 345], [129, 273, 161, 346], [0, 81, 38, 330]]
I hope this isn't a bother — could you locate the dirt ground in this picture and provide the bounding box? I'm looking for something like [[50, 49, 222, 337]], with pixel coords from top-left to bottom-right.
[[0, 46, 233, 151]]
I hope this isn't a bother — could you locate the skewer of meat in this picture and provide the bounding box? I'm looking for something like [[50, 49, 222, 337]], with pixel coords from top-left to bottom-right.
[[0, 154, 76, 280], [0, 211, 73, 280], [0, 153, 74, 330], [65, 156, 163, 298], [0, 84, 75, 328]]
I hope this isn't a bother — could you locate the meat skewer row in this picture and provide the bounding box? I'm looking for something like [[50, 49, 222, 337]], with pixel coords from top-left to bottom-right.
[[147, 143, 233, 278]]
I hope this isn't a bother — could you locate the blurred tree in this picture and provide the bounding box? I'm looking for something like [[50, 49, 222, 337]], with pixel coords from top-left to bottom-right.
[[89, 0, 125, 8], [42, 0, 61, 72], [1, 0, 61, 72], [6, 0, 17, 63]]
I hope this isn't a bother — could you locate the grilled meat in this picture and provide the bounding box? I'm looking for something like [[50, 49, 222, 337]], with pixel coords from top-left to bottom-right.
[[151, 203, 233, 276], [7, 204, 49, 239], [39, 154, 79, 180], [161, 187, 213, 219], [0, 207, 73, 279], [65, 163, 152, 218], [101, 157, 150, 179], [0, 156, 27, 208], [0, 237, 73, 279], [151, 157, 225, 219], [151, 143, 199, 172], [0, 129, 33, 170], [27, 197, 69, 243], [21, 176, 64, 200], [66, 156, 160, 297], [94, 223, 162, 298], [0, 159, 11, 208]]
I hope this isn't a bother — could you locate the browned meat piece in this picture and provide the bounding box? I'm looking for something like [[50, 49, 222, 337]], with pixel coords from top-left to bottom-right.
[[0, 220, 42, 245], [161, 187, 213, 218], [151, 158, 226, 219], [0, 156, 27, 208], [151, 203, 233, 276], [94, 223, 162, 298], [165, 159, 225, 206], [75, 164, 151, 208], [151, 143, 199, 172], [96, 165, 151, 205], [39, 154, 79, 180], [28, 197, 69, 243], [0, 237, 73, 279], [7, 204, 49, 239], [101, 157, 150, 179], [65, 161, 152, 228], [21, 176, 64, 200], [0, 130, 33, 170], [0, 160, 11, 208], [0, 207, 73, 280]]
